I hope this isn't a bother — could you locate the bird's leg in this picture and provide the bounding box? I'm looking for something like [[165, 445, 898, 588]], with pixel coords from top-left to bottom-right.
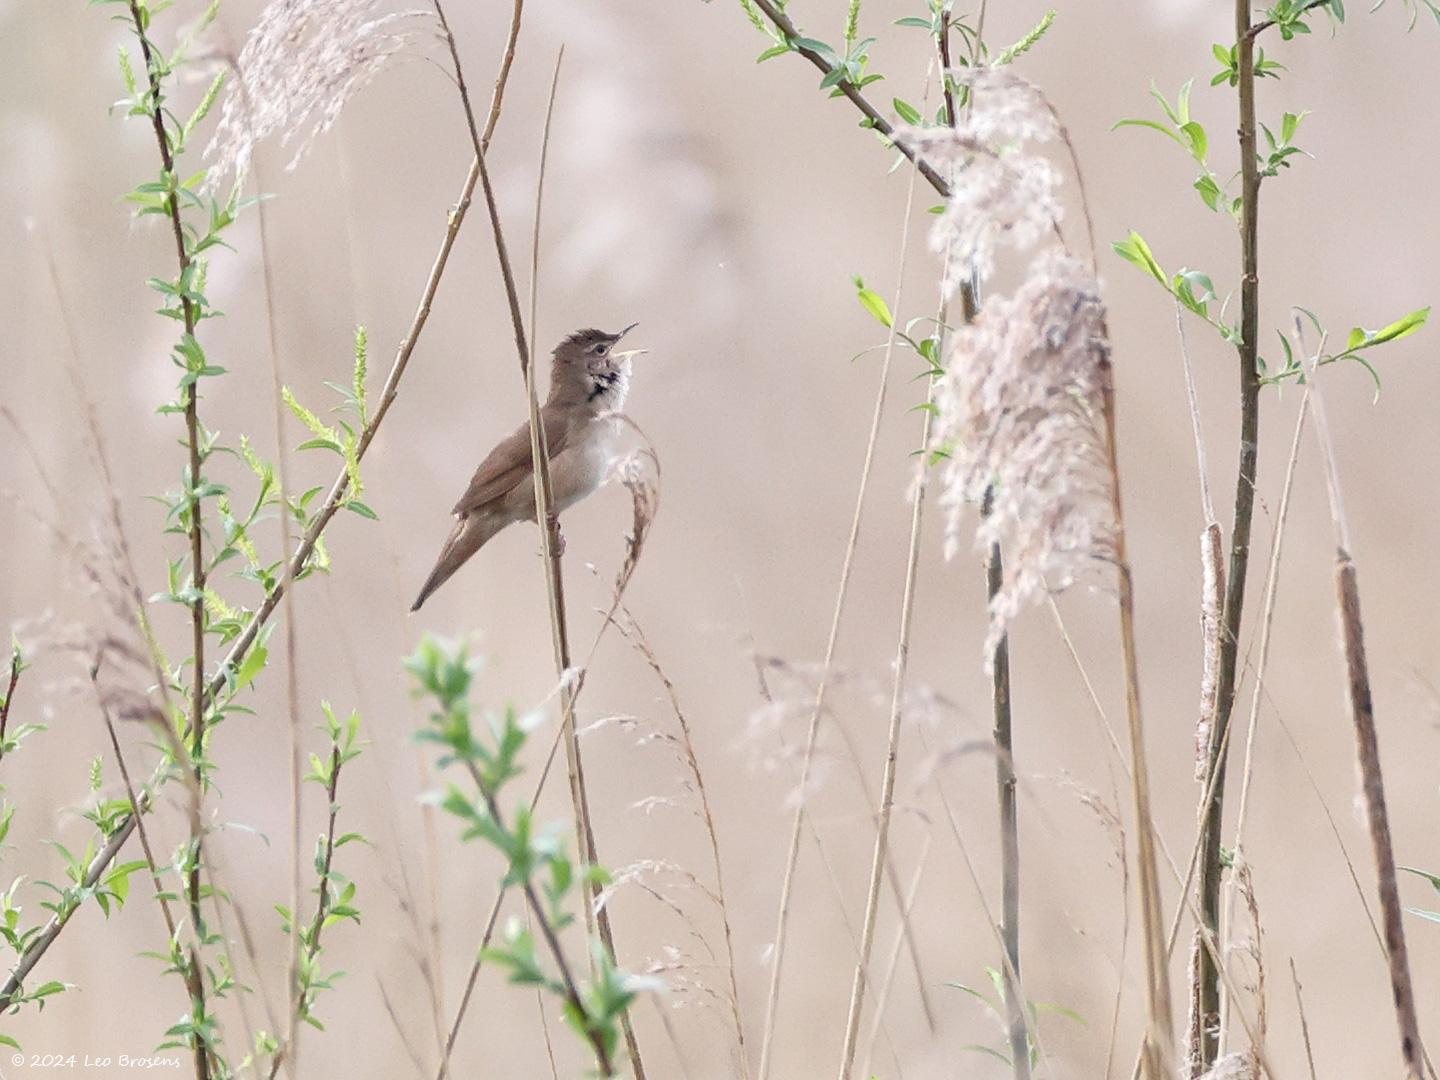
[[544, 512, 566, 557]]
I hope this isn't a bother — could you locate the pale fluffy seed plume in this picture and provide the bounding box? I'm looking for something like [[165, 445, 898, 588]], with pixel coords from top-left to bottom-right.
[[206, 0, 436, 185], [900, 68, 1062, 292], [931, 250, 1117, 660]]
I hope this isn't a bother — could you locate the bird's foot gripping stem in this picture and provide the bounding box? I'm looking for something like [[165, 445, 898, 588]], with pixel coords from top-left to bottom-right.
[[544, 513, 566, 558]]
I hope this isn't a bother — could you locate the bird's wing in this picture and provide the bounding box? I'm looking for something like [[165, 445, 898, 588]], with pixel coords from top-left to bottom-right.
[[451, 409, 574, 517]]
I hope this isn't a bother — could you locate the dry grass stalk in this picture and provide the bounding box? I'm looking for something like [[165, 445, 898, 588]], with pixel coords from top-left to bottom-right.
[[860, 836, 931, 1079], [614, 611, 751, 1077], [1300, 332, 1425, 1078], [1289, 959, 1318, 1080], [836, 363, 941, 1080], [755, 117, 924, 1080]]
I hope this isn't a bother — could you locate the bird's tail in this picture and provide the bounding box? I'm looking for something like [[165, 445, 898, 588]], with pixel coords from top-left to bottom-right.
[[410, 514, 497, 612]]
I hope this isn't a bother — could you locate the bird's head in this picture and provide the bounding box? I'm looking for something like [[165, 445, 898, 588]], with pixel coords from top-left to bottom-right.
[[550, 323, 645, 410]]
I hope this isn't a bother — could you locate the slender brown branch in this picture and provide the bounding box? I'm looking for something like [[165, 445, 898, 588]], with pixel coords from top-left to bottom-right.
[[1289, 959, 1318, 1080], [126, 6, 213, 1073], [0, 650, 21, 767], [1192, 4, 1264, 1070], [747, 0, 950, 198], [267, 742, 346, 1080]]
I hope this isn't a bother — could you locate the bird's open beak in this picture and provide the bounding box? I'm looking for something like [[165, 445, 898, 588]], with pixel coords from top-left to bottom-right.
[[611, 348, 648, 362], [615, 322, 639, 341]]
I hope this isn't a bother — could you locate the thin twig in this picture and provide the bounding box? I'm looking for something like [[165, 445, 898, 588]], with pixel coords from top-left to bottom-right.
[[836, 370, 938, 1080], [0, 652, 20, 767], [267, 740, 348, 1080], [1289, 959, 1318, 1080]]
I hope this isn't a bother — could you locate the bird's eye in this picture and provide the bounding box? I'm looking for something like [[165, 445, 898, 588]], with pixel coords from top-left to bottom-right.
[[594, 343, 609, 356]]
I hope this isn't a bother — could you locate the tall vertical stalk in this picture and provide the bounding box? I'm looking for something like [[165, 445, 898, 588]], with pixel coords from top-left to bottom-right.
[[986, 495, 1027, 1080], [1303, 343, 1427, 1080], [1100, 370, 1176, 1080], [126, 3, 213, 1074], [1192, 3, 1263, 1070]]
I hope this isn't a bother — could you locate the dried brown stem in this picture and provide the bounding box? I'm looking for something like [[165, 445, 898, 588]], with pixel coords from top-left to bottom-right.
[[1100, 368, 1175, 1078], [836, 371, 938, 1080], [1302, 341, 1426, 1078], [1289, 959, 1318, 1080]]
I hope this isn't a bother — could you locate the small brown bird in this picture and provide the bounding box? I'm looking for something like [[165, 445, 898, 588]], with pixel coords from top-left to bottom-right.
[[410, 324, 645, 612]]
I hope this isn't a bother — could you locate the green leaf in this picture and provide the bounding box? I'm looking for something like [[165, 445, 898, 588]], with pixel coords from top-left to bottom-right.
[[1112, 118, 1185, 149], [1111, 231, 1167, 286], [851, 276, 893, 328], [234, 645, 268, 692], [892, 97, 922, 125], [1344, 307, 1430, 352], [1180, 120, 1208, 163], [1194, 174, 1222, 212]]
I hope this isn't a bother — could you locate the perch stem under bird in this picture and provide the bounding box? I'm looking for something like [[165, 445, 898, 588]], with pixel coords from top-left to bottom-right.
[[411, 324, 645, 612]]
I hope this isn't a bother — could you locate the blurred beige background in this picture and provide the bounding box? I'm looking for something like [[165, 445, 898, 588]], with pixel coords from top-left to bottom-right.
[[3, 0, 1440, 1076]]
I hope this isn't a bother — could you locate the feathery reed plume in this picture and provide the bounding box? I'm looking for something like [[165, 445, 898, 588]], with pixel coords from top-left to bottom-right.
[[930, 249, 1117, 659], [901, 69, 1061, 293], [206, 0, 437, 183]]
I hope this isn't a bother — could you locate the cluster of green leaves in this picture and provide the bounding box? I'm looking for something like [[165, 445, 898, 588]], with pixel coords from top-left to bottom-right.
[[282, 325, 377, 521], [949, 966, 1083, 1071], [405, 637, 655, 1067], [1113, 13, 1429, 393], [852, 275, 946, 372], [267, 704, 365, 1049], [1265, 0, 1346, 39]]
